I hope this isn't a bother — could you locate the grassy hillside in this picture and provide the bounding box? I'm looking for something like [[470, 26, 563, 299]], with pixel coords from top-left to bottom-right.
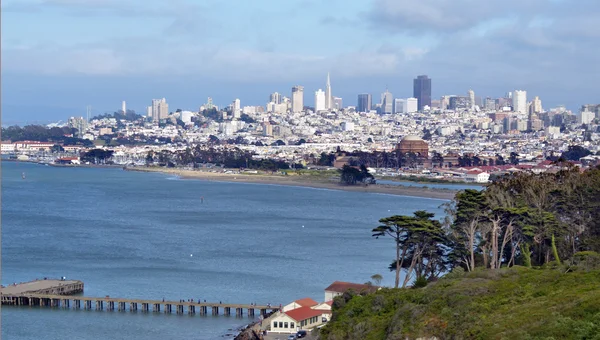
[[319, 266, 600, 340]]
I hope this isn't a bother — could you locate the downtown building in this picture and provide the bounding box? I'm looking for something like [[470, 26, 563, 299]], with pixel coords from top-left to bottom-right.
[[413, 75, 432, 111]]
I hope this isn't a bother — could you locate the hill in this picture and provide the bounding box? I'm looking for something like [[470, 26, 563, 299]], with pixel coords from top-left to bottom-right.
[[319, 265, 600, 340]]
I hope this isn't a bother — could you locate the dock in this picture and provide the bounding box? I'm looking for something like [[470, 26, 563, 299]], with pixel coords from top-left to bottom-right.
[[1, 279, 279, 317]]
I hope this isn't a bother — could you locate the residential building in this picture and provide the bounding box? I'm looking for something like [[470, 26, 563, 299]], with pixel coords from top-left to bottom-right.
[[270, 306, 324, 333], [270, 92, 282, 104], [381, 89, 393, 114], [513, 90, 527, 114], [580, 110, 595, 125], [333, 97, 343, 110], [406, 98, 418, 113], [232, 99, 241, 118], [413, 75, 432, 111], [357, 94, 372, 113]]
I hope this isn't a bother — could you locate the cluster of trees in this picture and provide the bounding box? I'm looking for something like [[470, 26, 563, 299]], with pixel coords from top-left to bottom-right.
[[373, 166, 600, 288], [316, 149, 427, 169], [145, 145, 299, 171], [92, 110, 143, 122], [1, 125, 93, 146], [80, 149, 114, 164], [339, 164, 374, 185]]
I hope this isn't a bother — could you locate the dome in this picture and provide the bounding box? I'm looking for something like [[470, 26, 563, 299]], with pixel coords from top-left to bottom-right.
[[401, 135, 423, 141]]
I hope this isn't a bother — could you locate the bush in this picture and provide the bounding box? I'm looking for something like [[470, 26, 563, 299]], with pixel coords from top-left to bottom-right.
[[412, 276, 428, 288]]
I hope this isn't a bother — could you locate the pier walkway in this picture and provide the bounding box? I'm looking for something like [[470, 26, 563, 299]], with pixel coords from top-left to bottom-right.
[[1, 279, 278, 317]]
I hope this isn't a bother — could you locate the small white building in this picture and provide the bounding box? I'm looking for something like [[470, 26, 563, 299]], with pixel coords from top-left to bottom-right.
[[282, 297, 318, 312], [270, 306, 325, 334], [464, 170, 490, 183], [323, 281, 380, 302]]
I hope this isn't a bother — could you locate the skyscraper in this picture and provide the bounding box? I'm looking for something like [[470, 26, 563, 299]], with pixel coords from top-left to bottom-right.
[[232, 98, 241, 118], [315, 89, 326, 111], [406, 98, 418, 113], [121, 101, 126, 114], [381, 89, 393, 114], [531, 96, 543, 114], [357, 94, 372, 113], [152, 98, 169, 123], [292, 86, 304, 112], [512, 90, 527, 114], [413, 75, 432, 111], [325, 73, 333, 110], [270, 92, 281, 104], [333, 97, 343, 110], [394, 98, 405, 113], [468, 90, 475, 110]]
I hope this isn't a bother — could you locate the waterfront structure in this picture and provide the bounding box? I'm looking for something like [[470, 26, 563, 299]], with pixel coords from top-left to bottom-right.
[[357, 94, 372, 113], [282, 298, 318, 312], [381, 89, 393, 114], [270, 92, 282, 104], [513, 90, 527, 114], [413, 75, 432, 111], [292, 86, 304, 112], [270, 307, 325, 333], [325, 73, 333, 110], [396, 135, 429, 157], [315, 89, 326, 111], [152, 98, 169, 123]]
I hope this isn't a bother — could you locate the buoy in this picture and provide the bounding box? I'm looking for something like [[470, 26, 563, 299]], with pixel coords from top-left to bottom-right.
[[190, 254, 193, 257], [302, 225, 305, 228]]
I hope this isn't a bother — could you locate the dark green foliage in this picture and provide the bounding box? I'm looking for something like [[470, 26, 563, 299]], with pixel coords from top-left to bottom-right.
[[80, 149, 114, 164], [561, 145, 592, 161], [339, 165, 374, 185], [319, 267, 600, 340]]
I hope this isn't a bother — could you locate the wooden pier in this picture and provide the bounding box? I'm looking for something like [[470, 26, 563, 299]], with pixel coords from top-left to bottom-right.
[[0, 279, 279, 317]]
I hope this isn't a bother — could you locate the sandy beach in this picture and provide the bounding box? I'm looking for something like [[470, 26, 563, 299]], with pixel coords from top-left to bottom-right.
[[125, 167, 459, 200]]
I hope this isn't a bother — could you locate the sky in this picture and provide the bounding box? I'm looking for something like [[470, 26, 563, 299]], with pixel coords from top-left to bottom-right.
[[1, 0, 599, 124]]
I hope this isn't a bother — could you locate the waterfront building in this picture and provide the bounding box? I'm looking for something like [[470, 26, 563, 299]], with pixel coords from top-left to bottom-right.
[[357, 94, 372, 113], [292, 86, 304, 112], [413, 75, 432, 111]]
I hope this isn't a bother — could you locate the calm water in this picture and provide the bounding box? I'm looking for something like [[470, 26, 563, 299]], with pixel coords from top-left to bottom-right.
[[2, 161, 451, 339], [377, 179, 484, 191]]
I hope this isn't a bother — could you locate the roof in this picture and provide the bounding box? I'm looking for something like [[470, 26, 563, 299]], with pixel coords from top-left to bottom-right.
[[285, 306, 324, 322], [324, 281, 379, 294], [294, 297, 318, 308], [401, 135, 423, 141]]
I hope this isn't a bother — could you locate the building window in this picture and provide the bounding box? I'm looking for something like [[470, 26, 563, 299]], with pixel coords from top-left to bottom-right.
[[279, 322, 283, 328], [284, 322, 288, 328], [273, 322, 277, 328], [291, 322, 295, 329]]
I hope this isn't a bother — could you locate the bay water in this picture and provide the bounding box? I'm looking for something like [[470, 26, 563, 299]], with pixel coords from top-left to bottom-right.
[[2, 161, 451, 339]]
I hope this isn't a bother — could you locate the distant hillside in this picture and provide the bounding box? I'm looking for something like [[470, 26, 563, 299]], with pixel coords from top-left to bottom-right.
[[319, 266, 600, 340]]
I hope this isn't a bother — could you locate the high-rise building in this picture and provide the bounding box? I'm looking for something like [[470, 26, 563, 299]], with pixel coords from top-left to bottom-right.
[[206, 97, 214, 110], [394, 98, 405, 113], [357, 94, 372, 113], [468, 90, 475, 110], [68, 116, 87, 138], [315, 89, 326, 111], [381, 89, 393, 114], [270, 92, 282, 104], [406, 98, 418, 113], [121, 101, 126, 114], [291, 86, 304, 112], [484, 97, 496, 111], [333, 97, 343, 110], [512, 90, 527, 114], [232, 99, 241, 118], [325, 73, 333, 110], [152, 98, 169, 123], [413, 75, 432, 111], [531, 96, 543, 114], [440, 96, 451, 110]]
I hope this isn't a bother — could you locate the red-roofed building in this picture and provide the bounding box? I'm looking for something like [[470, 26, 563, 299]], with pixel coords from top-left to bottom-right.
[[282, 297, 319, 312], [270, 306, 325, 333], [324, 281, 380, 301]]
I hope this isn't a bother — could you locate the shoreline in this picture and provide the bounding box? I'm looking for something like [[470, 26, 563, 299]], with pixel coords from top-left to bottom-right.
[[125, 166, 458, 200]]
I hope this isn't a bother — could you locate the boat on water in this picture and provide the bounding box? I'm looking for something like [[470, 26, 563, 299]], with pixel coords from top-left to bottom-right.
[[22, 172, 26, 179]]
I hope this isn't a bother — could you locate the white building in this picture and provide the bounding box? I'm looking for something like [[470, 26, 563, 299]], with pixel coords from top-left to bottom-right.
[[468, 89, 475, 110], [180, 111, 194, 124], [341, 121, 354, 132], [152, 98, 169, 123], [406, 98, 418, 113], [381, 90, 393, 114], [325, 73, 333, 110], [512, 90, 527, 114], [270, 92, 281, 104], [232, 98, 241, 118], [121, 101, 126, 113], [580, 110, 595, 125], [465, 170, 490, 183], [394, 98, 405, 113], [315, 89, 326, 111], [270, 307, 324, 334], [292, 86, 304, 112]]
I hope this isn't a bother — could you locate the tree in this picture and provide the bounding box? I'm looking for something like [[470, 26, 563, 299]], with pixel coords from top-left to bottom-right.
[[509, 152, 519, 165], [561, 145, 591, 161], [370, 274, 383, 286], [51, 144, 64, 153]]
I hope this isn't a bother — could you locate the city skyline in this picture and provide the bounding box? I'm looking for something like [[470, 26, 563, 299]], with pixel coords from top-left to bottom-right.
[[2, 0, 598, 123]]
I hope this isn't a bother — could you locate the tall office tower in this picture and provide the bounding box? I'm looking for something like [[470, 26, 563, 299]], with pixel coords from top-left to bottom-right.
[[333, 97, 343, 110], [325, 73, 333, 110], [152, 98, 169, 123], [121, 101, 126, 113], [315, 89, 326, 111], [468, 90, 475, 110], [512, 90, 527, 114], [394, 98, 406, 113], [413, 75, 432, 111], [270, 92, 282, 104], [291, 86, 304, 112], [381, 89, 393, 114], [406, 98, 419, 113], [68, 116, 88, 138], [485, 97, 496, 111], [146, 106, 152, 118], [532, 96, 543, 114], [357, 94, 372, 113], [232, 98, 241, 118]]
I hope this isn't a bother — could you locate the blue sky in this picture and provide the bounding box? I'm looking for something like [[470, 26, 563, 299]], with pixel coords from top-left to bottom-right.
[[2, 0, 599, 124]]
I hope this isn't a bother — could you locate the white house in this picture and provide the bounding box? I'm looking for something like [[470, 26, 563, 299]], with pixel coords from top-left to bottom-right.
[[464, 170, 490, 183], [270, 306, 325, 333]]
